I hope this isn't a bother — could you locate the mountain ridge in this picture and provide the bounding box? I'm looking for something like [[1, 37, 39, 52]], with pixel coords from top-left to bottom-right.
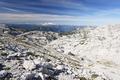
[[0, 24, 120, 80]]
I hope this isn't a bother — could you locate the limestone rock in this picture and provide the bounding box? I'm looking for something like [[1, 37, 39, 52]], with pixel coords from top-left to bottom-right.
[[0, 70, 12, 79], [23, 60, 36, 70]]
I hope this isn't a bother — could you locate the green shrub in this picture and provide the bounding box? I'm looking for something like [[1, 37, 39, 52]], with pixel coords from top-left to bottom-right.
[[3, 67, 11, 70], [91, 74, 99, 79], [79, 77, 87, 80], [0, 52, 8, 56]]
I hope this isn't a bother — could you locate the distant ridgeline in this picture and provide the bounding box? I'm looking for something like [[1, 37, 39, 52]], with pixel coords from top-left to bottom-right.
[[5, 24, 87, 32]]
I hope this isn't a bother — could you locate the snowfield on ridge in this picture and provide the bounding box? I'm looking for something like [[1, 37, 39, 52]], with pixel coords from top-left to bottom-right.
[[47, 24, 120, 80]]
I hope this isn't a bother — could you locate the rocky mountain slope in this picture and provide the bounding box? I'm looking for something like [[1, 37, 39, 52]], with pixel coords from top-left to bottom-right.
[[48, 24, 120, 80], [0, 24, 120, 80]]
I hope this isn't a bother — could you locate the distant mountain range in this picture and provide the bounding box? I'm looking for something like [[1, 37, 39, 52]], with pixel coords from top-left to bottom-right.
[[0, 24, 120, 80], [4, 24, 88, 32]]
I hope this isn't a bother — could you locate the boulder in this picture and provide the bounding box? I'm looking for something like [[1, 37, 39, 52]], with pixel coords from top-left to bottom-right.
[[0, 70, 8, 78], [40, 67, 54, 76], [21, 72, 33, 80], [21, 72, 44, 80], [56, 65, 65, 70], [41, 62, 53, 69], [0, 63, 4, 70], [7, 52, 21, 60], [33, 59, 42, 65], [23, 60, 36, 70], [38, 72, 45, 80], [0, 70, 12, 78]]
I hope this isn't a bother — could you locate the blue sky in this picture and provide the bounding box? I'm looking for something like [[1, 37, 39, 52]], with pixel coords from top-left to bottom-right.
[[0, 0, 120, 25]]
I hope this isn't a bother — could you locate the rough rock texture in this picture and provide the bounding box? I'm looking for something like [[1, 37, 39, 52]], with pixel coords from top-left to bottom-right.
[[48, 24, 120, 80], [0, 24, 120, 80]]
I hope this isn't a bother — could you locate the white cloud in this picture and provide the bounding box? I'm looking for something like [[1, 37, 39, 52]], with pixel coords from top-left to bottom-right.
[[1, 7, 22, 12], [0, 9, 120, 25]]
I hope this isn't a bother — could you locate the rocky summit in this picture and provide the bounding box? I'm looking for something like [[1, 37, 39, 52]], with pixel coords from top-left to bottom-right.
[[0, 24, 120, 80]]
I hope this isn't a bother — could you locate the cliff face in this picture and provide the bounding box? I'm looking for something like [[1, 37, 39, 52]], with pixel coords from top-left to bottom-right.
[[0, 24, 120, 80]]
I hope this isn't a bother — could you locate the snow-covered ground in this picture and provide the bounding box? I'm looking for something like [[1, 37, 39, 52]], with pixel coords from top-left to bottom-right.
[[47, 24, 120, 80], [1, 24, 120, 80]]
